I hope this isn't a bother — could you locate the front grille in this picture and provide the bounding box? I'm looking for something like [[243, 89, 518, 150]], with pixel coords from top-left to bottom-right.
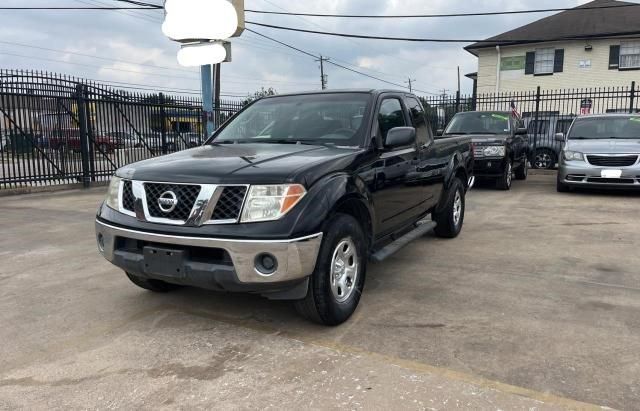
[[587, 155, 638, 167], [144, 183, 201, 220], [122, 180, 135, 212], [211, 186, 247, 221]]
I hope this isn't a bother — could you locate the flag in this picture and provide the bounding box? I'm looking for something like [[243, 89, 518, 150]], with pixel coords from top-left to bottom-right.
[[510, 100, 521, 120]]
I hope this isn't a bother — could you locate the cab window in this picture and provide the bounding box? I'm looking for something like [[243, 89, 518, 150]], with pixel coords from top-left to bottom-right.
[[405, 97, 431, 145], [378, 98, 406, 140]]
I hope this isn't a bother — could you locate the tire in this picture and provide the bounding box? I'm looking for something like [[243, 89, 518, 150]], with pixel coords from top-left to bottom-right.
[[556, 176, 571, 193], [496, 159, 513, 190], [294, 213, 367, 326], [125, 272, 182, 293], [515, 157, 528, 180], [432, 177, 465, 238], [533, 149, 557, 170], [97, 143, 109, 154]]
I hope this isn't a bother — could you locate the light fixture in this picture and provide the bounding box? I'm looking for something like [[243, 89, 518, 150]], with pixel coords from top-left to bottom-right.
[[162, 0, 238, 42], [177, 42, 227, 67]]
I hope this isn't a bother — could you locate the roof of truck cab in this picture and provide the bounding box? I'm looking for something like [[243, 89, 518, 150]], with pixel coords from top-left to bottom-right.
[[261, 89, 410, 98]]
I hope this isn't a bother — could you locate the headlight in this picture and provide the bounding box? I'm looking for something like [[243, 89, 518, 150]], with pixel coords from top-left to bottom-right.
[[482, 146, 506, 157], [105, 176, 122, 211], [240, 184, 306, 223], [563, 151, 584, 161]]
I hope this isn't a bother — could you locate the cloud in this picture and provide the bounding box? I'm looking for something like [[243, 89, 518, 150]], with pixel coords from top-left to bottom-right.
[[0, 0, 590, 97]]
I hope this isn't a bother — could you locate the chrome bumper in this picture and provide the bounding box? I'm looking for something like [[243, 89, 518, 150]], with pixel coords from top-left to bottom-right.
[[95, 220, 323, 284]]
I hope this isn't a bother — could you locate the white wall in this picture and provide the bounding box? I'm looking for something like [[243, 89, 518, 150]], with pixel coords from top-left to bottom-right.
[[475, 39, 640, 95]]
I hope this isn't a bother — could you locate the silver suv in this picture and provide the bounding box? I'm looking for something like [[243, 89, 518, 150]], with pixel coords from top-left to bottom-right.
[[557, 114, 640, 191]]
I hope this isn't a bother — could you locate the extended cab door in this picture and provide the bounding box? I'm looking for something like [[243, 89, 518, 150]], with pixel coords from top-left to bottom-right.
[[371, 95, 429, 236], [404, 96, 444, 210]]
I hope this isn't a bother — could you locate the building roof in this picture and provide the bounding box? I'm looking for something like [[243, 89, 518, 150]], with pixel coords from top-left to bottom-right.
[[465, 0, 640, 55]]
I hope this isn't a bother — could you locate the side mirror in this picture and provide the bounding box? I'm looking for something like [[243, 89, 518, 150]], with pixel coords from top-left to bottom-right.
[[385, 127, 416, 149], [515, 127, 528, 135], [436, 129, 444, 137], [555, 133, 565, 142]]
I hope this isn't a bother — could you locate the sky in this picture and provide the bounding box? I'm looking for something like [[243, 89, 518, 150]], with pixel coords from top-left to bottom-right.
[[0, 0, 602, 99]]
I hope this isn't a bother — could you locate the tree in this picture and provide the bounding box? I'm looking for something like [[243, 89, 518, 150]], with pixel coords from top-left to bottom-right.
[[242, 87, 277, 106]]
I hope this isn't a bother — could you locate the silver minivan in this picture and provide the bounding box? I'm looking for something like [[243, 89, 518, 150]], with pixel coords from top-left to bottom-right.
[[557, 114, 640, 191]]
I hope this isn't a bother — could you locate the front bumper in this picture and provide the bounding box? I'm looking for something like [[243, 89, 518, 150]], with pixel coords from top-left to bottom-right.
[[95, 219, 323, 291], [559, 162, 640, 188], [473, 157, 507, 178]]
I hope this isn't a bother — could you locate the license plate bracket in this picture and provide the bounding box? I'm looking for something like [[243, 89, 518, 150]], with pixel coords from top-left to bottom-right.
[[601, 169, 622, 178], [143, 246, 186, 278]]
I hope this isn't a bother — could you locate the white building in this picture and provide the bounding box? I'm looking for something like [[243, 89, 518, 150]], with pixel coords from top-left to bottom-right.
[[465, 0, 640, 95]]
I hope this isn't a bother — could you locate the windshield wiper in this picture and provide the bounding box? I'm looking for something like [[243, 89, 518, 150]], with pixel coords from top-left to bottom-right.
[[444, 132, 468, 135]]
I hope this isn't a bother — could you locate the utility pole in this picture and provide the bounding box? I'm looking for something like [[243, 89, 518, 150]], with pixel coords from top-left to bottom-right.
[[316, 55, 329, 90], [457, 66, 461, 95], [406, 78, 416, 93]]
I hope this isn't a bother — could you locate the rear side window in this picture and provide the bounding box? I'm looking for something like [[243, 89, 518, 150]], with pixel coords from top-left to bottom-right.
[[405, 97, 431, 145], [528, 120, 550, 135], [378, 98, 405, 139], [556, 119, 573, 134]]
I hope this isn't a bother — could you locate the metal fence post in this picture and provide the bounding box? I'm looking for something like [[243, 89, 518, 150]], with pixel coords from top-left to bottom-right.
[[532, 86, 541, 165], [629, 81, 636, 114], [159, 92, 168, 154], [75, 84, 91, 188], [455, 90, 461, 114]]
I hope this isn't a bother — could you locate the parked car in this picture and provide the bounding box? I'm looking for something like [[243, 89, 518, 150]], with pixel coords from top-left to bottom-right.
[[95, 90, 473, 325], [524, 115, 575, 169], [557, 114, 640, 191], [104, 131, 139, 149], [49, 129, 118, 153], [439, 111, 529, 190]]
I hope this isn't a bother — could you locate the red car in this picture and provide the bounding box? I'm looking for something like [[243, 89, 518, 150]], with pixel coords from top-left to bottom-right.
[[49, 129, 118, 153]]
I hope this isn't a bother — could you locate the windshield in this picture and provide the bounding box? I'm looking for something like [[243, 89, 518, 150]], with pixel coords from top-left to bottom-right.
[[445, 112, 511, 135], [568, 117, 640, 139], [212, 93, 371, 146]]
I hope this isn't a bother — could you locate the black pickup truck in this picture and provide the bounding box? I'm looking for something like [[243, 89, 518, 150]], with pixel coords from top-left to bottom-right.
[[95, 90, 473, 325], [439, 111, 529, 190]]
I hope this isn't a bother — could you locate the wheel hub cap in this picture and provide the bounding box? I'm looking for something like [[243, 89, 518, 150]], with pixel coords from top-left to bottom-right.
[[453, 191, 462, 226], [330, 238, 359, 303]]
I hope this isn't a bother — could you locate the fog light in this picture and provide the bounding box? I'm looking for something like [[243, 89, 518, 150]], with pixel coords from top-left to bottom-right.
[[97, 233, 105, 252], [255, 253, 278, 276]]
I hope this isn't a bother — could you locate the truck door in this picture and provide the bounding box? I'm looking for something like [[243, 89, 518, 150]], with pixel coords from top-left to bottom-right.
[[372, 95, 428, 236], [405, 96, 444, 210]]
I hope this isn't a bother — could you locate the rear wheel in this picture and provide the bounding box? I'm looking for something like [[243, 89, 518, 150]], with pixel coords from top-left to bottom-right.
[[515, 158, 528, 180], [496, 160, 513, 190], [294, 213, 366, 326], [125, 272, 181, 293], [433, 177, 465, 238]]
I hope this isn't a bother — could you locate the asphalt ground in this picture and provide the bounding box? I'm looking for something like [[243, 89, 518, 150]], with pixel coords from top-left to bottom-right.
[[0, 173, 638, 410]]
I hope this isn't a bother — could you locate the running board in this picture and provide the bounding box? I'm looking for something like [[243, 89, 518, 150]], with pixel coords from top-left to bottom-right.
[[369, 219, 437, 263]]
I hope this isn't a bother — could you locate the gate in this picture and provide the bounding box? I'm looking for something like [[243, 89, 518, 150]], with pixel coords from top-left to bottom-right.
[[0, 69, 244, 189]]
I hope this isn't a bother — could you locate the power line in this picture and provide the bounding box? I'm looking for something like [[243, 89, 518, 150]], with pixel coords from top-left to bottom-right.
[[245, 3, 640, 18], [246, 21, 640, 44], [75, 0, 162, 23], [112, 0, 163, 8], [0, 6, 161, 10], [246, 29, 438, 95]]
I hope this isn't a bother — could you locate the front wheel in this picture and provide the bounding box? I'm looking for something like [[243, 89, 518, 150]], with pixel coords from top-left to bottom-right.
[[556, 176, 571, 193], [433, 177, 465, 238], [533, 149, 557, 170], [294, 213, 367, 326], [496, 160, 513, 190]]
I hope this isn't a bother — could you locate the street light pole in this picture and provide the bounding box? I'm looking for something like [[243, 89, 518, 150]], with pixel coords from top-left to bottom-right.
[[201, 65, 214, 136]]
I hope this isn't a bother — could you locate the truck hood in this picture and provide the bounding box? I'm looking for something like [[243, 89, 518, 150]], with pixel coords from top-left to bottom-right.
[[566, 139, 640, 154], [117, 143, 361, 185]]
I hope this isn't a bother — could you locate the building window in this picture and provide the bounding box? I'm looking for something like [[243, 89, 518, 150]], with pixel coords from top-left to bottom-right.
[[620, 42, 640, 69], [534, 48, 555, 74]]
